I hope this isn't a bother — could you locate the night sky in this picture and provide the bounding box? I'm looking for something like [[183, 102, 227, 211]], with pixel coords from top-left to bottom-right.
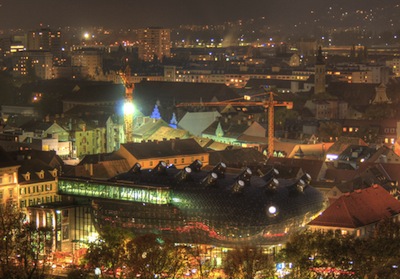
[[0, 0, 392, 29]]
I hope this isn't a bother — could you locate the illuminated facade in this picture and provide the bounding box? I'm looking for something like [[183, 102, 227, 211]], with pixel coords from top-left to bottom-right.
[[137, 27, 171, 62], [0, 159, 19, 206], [12, 51, 53, 79]]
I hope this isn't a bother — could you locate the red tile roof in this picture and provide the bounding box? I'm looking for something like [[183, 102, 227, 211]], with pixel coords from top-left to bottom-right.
[[309, 184, 400, 229]]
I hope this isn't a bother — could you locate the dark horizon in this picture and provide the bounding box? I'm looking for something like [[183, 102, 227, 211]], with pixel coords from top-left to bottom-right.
[[0, 0, 394, 30]]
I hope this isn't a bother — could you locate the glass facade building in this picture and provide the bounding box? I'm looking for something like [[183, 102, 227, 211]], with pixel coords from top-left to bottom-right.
[[58, 163, 327, 247]]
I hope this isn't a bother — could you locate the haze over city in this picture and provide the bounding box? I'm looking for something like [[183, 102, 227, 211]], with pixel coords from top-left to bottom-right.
[[0, 0, 397, 31]]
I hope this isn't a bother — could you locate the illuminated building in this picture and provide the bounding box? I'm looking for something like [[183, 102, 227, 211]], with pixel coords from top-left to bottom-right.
[[71, 48, 103, 79], [12, 50, 53, 80], [57, 160, 326, 248], [27, 28, 62, 60], [0, 148, 20, 206], [137, 27, 171, 62]]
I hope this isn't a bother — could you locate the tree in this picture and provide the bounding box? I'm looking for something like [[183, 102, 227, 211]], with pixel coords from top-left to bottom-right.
[[186, 244, 218, 279], [125, 234, 189, 279], [223, 245, 274, 279], [84, 226, 131, 278], [0, 203, 53, 279], [318, 121, 342, 141], [366, 218, 400, 278], [16, 224, 53, 279], [280, 229, 317, 278]]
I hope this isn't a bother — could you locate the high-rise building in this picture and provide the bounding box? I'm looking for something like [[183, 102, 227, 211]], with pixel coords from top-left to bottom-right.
[[27, 28, 51, 51], [12, 51, 53, 80], [137, 27, 171, 62], [27, 28, 62, 59]]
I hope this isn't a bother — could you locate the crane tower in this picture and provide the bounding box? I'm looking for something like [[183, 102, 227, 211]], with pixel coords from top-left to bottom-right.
[[176, 90, 292, 158], [121, 66, 134, 143]]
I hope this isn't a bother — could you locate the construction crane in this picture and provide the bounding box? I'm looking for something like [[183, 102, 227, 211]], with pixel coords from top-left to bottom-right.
[[120, 66, 134, 143], [176, 91, 293, 157]]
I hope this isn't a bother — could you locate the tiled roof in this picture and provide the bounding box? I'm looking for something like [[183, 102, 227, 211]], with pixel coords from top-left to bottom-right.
[[120, 138, 206, 159], [208, 148, 267, 167], [326, 137, 368, 155], [71, 159, 130, 179], [178, 111, 221, 137], [265, 157, 324, 182], [147, 126, 191, 141], [133, 119, 170, 139], [324, 167, 357, 183], [202, 120, 252, 139], [309, 185, 400, 228], [18, 158, 56, 184]]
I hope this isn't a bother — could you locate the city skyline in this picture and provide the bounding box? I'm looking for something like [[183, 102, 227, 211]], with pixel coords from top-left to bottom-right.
[[0, 0, 395, 29]]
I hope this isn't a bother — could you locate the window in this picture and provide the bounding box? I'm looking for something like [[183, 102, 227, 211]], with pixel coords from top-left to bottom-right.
[[149, 161, 153, 167], [0, 191, 3, 199], [181, 158, 185, 163]]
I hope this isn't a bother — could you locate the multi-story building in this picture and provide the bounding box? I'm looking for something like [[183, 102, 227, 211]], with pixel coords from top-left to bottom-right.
[[27, 28, 52, 51], [12, 51, 53, 79], [137, 27, 171, 62], [0, 148, 20, 206], [115, 138, 209, 169], [163, 65, 310, 88], [386, 58, 400, 77], [71, 48, 103, 79], [16, 155, 60, 210]]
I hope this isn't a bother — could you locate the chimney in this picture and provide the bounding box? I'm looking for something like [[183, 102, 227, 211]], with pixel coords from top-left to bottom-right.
[[171, 139, 175, 150]]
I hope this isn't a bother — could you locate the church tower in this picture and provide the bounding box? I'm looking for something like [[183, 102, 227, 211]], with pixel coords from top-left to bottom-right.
[[314, 46, 326, 94]]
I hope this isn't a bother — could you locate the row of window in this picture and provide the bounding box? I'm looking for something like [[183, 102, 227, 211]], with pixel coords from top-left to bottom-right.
[[19, 183, 54, 195], [20, 195, 59, 208], [343, 127, 396, 134]]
